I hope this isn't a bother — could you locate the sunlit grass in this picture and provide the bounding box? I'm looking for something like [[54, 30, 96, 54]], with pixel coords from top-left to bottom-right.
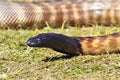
[[0, 26, 120, 80], [1, 0, 120, 79]]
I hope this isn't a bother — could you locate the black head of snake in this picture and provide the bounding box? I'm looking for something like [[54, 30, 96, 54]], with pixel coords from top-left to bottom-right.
[[26, 33, 82, 56]]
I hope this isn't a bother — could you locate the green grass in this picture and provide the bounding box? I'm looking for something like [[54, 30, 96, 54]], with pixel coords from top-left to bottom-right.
[[0, 26, 120, 80], [2, 0, 120, 79]]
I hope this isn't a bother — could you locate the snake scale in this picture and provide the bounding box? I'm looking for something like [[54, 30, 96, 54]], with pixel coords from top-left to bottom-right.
[[1, 0, 120, 55], [1, 0, 120, 29]]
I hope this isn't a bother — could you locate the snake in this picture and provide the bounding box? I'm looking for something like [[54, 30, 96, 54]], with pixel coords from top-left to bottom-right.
[[1, 0, 120, 29], [25, 33, 120, 55], [1, 0, 120, 55]]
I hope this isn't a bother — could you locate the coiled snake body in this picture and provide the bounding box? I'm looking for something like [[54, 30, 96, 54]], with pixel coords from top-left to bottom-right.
[[1, 0, 120, 55], [1, 0, 120, 28]]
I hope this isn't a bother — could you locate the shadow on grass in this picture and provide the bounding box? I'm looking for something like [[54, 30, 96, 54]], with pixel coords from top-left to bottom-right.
[[43, 55, 78, 62]]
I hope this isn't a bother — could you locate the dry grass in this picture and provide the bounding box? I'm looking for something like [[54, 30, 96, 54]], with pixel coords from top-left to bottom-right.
[[0, 26, 120, 80]]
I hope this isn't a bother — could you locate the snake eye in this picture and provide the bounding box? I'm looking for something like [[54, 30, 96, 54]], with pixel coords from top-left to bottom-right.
[[26, 38, 41, 47]]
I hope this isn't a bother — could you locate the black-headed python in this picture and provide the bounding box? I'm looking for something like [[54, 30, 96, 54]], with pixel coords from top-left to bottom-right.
[[1, 0, 120, 55]]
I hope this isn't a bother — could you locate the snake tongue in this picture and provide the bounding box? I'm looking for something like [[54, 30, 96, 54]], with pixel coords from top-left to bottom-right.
[[19, 43, 28, 46]]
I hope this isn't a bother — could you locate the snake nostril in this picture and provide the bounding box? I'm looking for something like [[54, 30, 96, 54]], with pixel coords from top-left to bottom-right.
[[26, 40, 32, 46]]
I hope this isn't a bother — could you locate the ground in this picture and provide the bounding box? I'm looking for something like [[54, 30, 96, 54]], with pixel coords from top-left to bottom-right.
[[0, 26, 120, 80], [1, 0, 120, 80]]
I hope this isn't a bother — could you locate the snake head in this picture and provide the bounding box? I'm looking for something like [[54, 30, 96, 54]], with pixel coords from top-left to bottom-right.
[[25, 33, 81, 55], [26, 33, 63, 47], [26, 33, 49, 47]]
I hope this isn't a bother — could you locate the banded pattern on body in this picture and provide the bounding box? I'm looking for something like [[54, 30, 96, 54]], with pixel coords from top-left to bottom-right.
[[76, 33, 120, 55], [1, 0, 120, 29]]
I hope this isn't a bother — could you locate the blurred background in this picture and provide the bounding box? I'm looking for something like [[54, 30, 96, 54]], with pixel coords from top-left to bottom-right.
[[5, 0, 48, 2]]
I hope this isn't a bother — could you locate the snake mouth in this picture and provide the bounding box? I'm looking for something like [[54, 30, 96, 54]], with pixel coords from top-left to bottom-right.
[[26, 37, 42, 47], [19, 39, 42, 47], [19, 40, 41, 47]]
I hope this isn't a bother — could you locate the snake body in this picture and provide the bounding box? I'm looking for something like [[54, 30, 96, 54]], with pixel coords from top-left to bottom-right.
[[26, 33, 120, 55], [1, 0, 120, 55], [1, 0, 120, 29]]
